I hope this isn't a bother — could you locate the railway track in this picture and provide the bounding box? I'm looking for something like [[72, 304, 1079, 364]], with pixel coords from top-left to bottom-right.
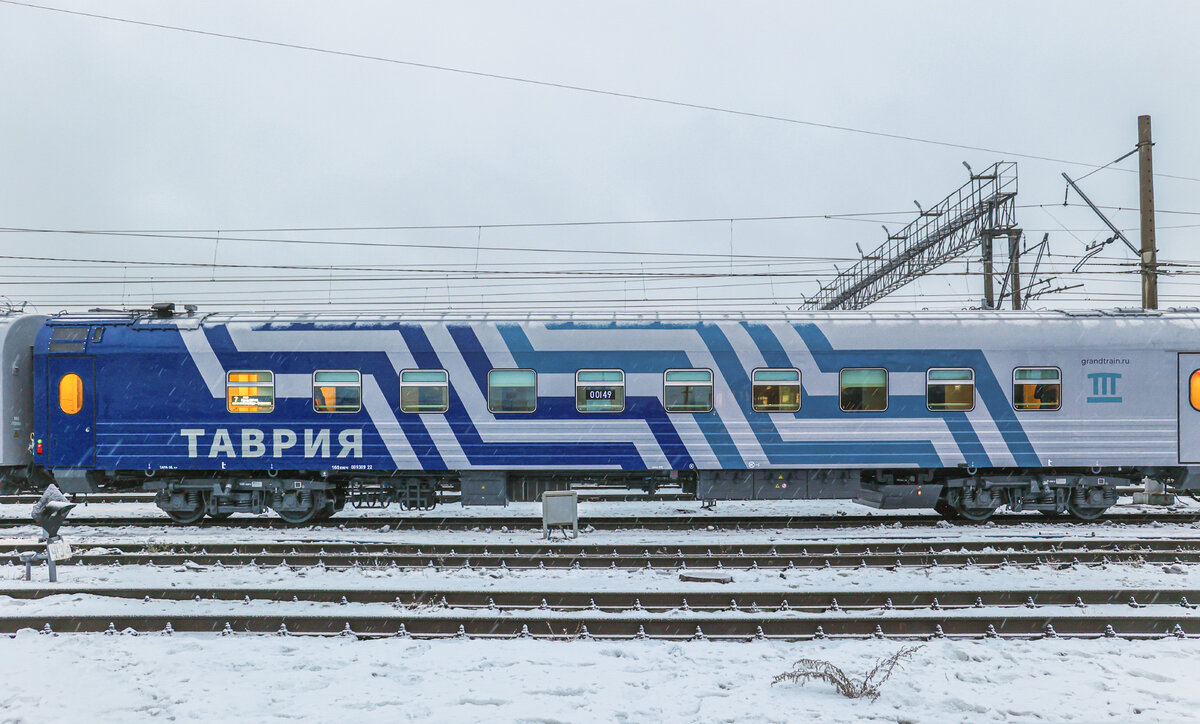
[[0, 491, 693, 506], [3, 607, 1196, 640], [8, 538, 1199, 569], [5, 586, 1196, 611], [2, 511, 1198, 531]]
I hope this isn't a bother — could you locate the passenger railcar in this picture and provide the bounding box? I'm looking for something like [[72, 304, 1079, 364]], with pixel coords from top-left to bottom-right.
[[18, 304, 1200, 523], [0, 311, 46, 493]]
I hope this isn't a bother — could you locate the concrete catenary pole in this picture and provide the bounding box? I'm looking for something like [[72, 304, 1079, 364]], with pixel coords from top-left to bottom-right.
[[1138, 115, 1158, 309]]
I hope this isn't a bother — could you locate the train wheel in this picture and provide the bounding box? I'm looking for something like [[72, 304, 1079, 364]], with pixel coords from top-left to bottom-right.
[[274, 492, 324, 525], [954, 505, 998, 522], [943, 490, 998, 522], [165, 507, 206, 525], [1066, 501, 1108, 521]]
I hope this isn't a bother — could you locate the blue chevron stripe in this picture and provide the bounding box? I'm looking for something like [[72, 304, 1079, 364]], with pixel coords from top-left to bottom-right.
[[793, 323, 1037, 466]]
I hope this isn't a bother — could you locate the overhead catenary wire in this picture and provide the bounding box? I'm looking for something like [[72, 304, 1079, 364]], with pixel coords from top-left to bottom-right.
[[2, 0, 1199, 184]]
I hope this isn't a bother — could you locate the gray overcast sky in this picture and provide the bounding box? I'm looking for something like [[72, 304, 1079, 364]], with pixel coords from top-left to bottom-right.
[[2, 0, 1198, 314]]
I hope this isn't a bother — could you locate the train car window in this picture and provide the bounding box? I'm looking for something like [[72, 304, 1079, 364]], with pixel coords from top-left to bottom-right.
[[927, 368, 975, 411], [1013, 367, 1061, 410], [400, 370, 450, 413], [576, 370, 625, 413], [226, 370, 275, 413], [752, 368, 801, 412], [664, 369, 714, 413], [840, 368, 888, 412], [91, 327, 104, 343], [49, 326, 88, 353], [1191, 370, 1200, 412], [58, 373, 83, 415], [488, 369, 537, 413], [313, 370, 362, 413]]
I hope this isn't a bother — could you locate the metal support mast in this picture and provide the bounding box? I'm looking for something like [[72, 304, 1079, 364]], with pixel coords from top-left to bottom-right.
[[1138, 115, 1158, 309], [803, 162, 1018, 310]]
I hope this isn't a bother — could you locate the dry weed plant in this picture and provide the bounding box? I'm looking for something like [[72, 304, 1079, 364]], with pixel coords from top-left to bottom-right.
[[772, 645, 923, 700]]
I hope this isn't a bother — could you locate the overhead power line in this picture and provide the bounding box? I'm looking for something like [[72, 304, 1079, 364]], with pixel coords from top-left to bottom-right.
[[3, 0, 1198, 183]]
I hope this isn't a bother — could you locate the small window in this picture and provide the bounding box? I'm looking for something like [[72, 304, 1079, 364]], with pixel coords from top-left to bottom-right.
[[752, 368, 801, 412], [91, 327, 104, 343], [400, 369, 450, 413], [227, 371, 275, 413], [927, 368, 975, 411], [664, 369, 714, 413], [576, 370, 625, 413], [488, 369, 537, 413], [313, 370, 361, 413], [840, 368, 888, 412], [58, 373, 83, 415], [1191, 370, 1200, 412], [1013, 367, 1060, 411], [49, 326, 88, 353]]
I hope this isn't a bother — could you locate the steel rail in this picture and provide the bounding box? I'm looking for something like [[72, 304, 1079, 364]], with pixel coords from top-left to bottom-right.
[[2, 511, 1197, 531], [3, 586, 1195, 611], [4, 613, 1195, 640], [9, 538, 1198, 556]]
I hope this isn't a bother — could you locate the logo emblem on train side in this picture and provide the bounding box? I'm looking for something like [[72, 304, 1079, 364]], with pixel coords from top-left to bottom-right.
[[1086, 372, 1122, 403]]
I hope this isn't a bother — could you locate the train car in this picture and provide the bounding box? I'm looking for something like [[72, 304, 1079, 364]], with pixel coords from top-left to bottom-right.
[[0, 310, 47, 493], [26, 303, 1200, 523]]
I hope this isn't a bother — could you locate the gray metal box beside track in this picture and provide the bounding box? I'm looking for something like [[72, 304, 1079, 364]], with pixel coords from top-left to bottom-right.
[[460, 471, 507, 507]]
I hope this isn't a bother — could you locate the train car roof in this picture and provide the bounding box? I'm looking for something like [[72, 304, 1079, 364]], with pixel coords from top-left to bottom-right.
[[42, 306, 1200, 327]]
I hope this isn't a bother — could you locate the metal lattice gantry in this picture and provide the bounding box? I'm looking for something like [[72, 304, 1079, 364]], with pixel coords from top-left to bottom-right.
[[802, 161, 1019, 310]]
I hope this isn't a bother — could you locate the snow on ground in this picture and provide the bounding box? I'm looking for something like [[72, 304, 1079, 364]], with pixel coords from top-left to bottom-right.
[[3, 497, 1200, 722], [2, 634, 1199, 723]]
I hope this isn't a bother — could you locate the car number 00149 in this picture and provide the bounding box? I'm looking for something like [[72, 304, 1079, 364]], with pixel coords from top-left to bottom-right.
[[587, 389, 615, 400]]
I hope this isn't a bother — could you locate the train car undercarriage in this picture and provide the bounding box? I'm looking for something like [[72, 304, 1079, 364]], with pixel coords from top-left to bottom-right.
[[48, 465, 1178, 525]]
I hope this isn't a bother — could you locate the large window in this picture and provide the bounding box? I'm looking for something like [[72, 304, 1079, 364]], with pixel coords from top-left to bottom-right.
[[488, 369, 537, 413], [400, 369, 450, 413], [1013, 367, 1061, 410], [313, 370, 361, 413], [227, 371, 274, 413], [576, 369, 625, 413], [840, 368, 888, 412], [927, 368, 975, 411], [664, 369, 714, 413], [752, 368, 801, 412]]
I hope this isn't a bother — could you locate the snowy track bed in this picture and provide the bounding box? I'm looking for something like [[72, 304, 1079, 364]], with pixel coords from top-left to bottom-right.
[[3, 635, 1200, 723], [4, 498, 1200, 720]]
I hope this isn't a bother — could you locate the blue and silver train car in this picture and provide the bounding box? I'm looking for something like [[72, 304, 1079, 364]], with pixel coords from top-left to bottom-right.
[[28, 304, 1200, 523]]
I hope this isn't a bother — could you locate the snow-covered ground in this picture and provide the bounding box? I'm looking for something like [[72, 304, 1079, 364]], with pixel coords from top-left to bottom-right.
[[2, 634, 1199, 723], [3, 497, 1199, 722]]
